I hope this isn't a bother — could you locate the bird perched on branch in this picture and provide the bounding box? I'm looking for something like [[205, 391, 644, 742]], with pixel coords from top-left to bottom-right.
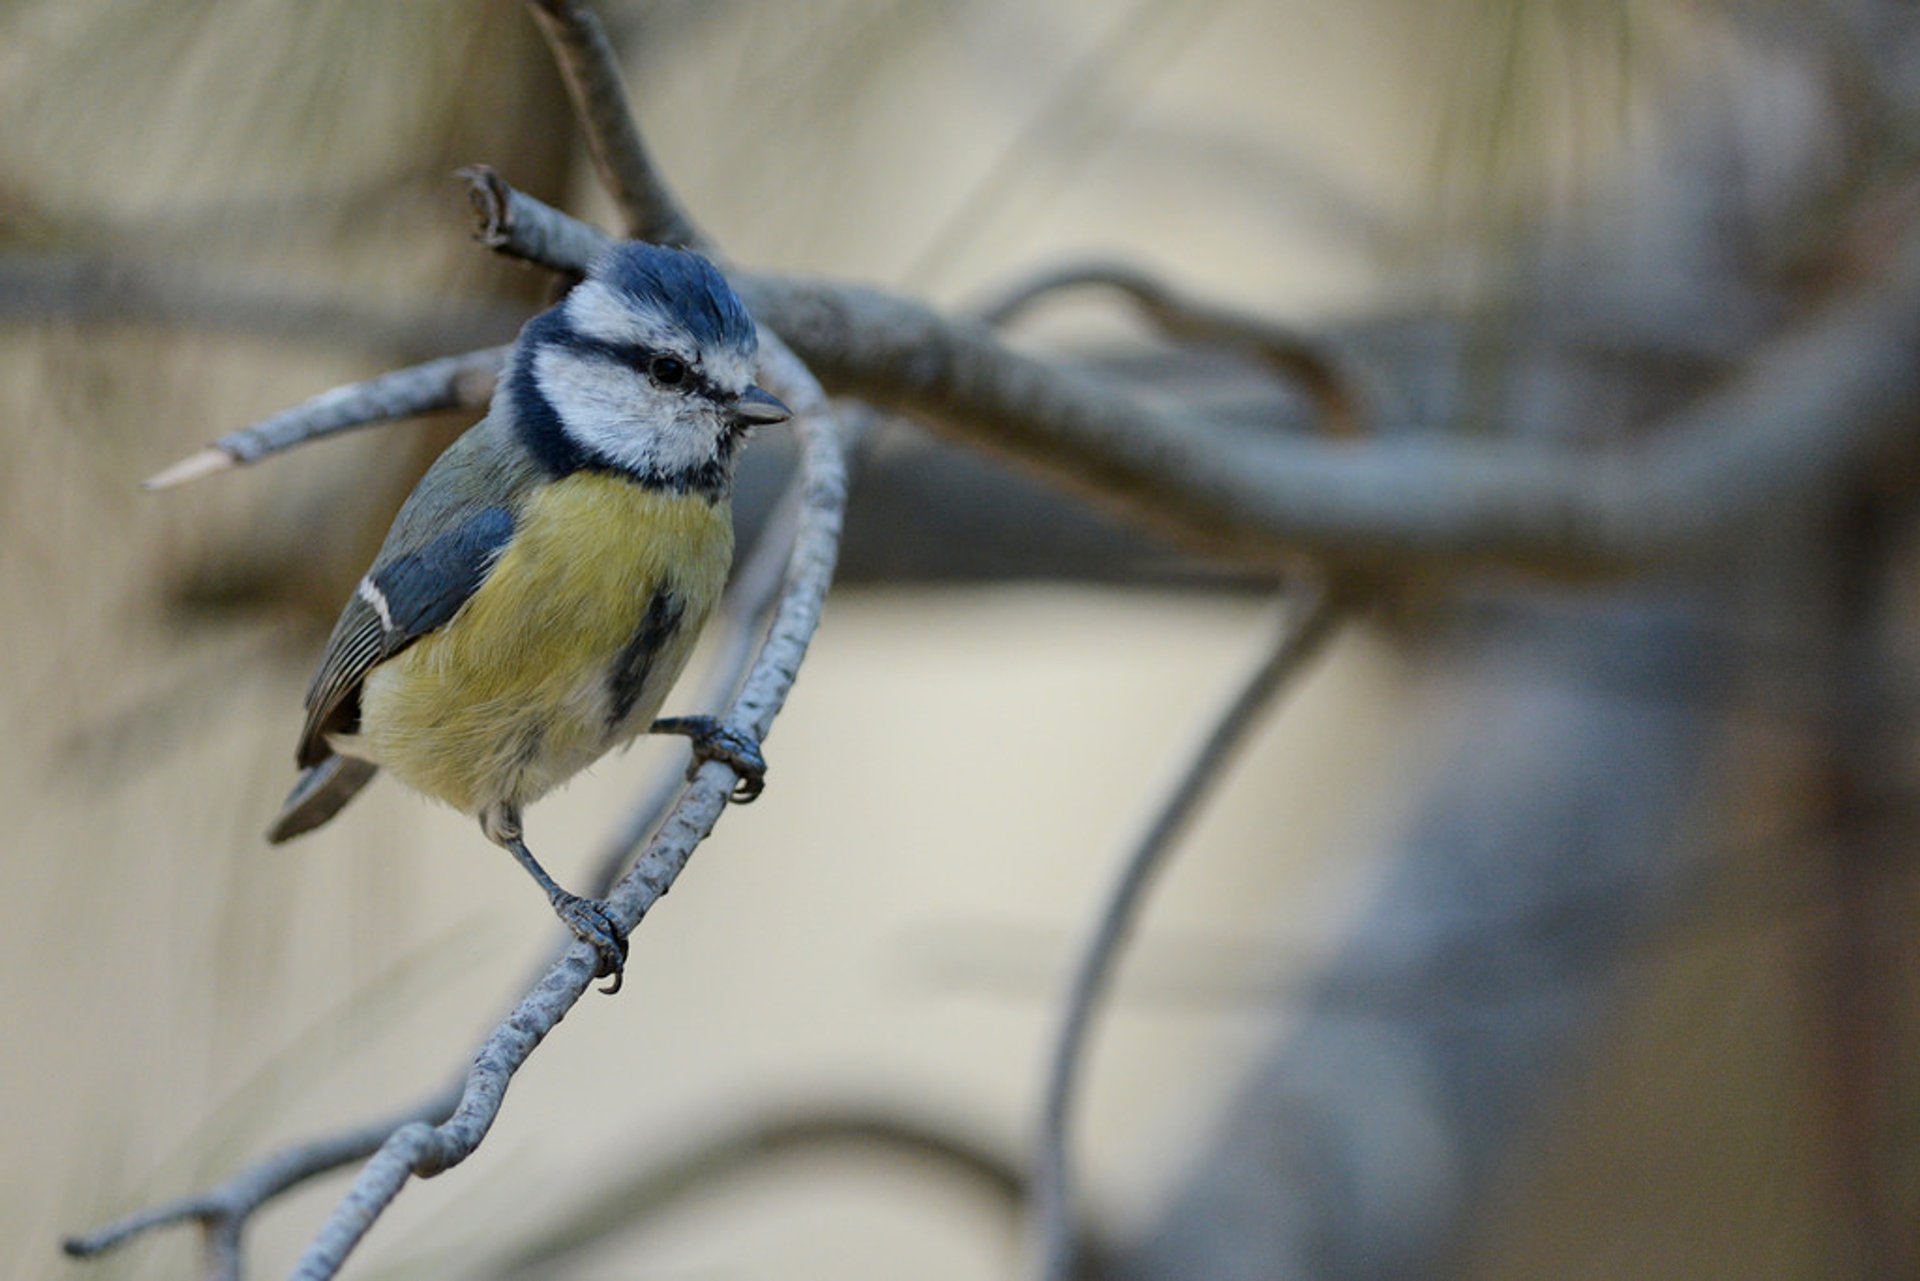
[[267, 242, 790, 992]]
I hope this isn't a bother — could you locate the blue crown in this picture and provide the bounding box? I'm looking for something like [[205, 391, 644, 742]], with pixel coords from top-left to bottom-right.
[[590, 242, 757, 353]]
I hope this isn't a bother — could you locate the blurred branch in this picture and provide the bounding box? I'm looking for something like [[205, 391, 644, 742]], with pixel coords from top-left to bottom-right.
[[1118, 591, 1733, 1281], [460, 173, 1920, 576], [522, 0, 707, 249], [972, 259, 1361, 437], [1030, 589, 1345, 1281], [0, 252, 522, 359], [488, 1101, 1030, 1279], [747, 255, 1920, 574]]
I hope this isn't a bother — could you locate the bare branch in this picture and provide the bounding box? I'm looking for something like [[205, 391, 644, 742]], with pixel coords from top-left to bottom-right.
[[141, 346, 506, 489], [65, 447, 834, 1269], [1027, 590, 1346, 1281], [521, 0, 707, 249], [0, 253, 522, 360], [490, 1101, 1028, 1278], [285, 331, 844, 1281], [744, 262, 1920, 574], [62, 1093, 455, 1276], [972, 259, 1362, 437], [455, 176, 1920, 577], [460, 165, 611, 278]]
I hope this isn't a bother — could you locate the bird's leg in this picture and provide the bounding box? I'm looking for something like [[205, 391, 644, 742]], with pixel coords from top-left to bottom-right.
[[649, 715, 768, 803], [481, 804, 629, 994]]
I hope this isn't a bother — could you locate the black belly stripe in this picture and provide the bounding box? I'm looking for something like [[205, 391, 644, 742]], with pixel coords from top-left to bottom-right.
[[607, 587, 686, 729]]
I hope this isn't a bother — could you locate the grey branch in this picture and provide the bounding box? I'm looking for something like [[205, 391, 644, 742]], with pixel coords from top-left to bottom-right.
[[1028, 590, 1346, 1281], [971, 259, 1361, 438], [489, 1101, 1029, 1278], [0, 253, 523, 360], [67, 445, 827, 1274], [460, 165, 611, 278], [284, 337, 843, 1280], [454, 175, 1920, 577], [62, 1094, 455, 1281], [1116, 592, 1733, 1281], [141, 347, 507, 489], [522, 0, 707, 249], [743, 261, 1920, 574]]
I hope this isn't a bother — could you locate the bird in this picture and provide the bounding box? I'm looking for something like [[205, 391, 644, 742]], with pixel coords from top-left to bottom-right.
[[265, 241, 791, 993]]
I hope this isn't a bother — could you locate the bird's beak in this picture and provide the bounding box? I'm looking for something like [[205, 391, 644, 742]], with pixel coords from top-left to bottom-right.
[[729, 385, 792, 429]]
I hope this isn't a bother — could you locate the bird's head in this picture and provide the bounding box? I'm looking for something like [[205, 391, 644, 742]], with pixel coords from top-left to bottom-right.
[[505, 242, 790, 496]]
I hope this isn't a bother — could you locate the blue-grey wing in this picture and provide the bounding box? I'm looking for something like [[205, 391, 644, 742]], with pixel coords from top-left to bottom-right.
[[296, 503, 516, 767]]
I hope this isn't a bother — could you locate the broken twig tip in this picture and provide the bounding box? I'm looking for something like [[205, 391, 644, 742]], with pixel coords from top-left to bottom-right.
[[140, 447, 235, 491]]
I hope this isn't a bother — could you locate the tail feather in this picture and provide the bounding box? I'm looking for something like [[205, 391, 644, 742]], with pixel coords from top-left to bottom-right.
[[267, 756, 378, 843]]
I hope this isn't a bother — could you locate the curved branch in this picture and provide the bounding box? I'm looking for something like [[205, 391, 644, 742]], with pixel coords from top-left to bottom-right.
[[521, 0, 707, 249], [972, 259, 1362, 437], [454, 176, 1920, 577], [489, 1102, 1028, 1279], [1028, 590, 1346, 1281], [741, 266, 1920, 575], [62, 1094, 456, 1279], [67, 445, 824, 1273], [286, 330, 844, 1281], [134, 163, 1920, 579]]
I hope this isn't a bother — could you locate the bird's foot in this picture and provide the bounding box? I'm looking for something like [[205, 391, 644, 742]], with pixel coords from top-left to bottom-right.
[[651, 715, 767, 803], [550, 892, 629, 995]]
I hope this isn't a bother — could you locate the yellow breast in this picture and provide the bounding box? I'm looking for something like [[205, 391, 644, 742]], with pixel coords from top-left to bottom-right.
[[356, 473, 733, 815]]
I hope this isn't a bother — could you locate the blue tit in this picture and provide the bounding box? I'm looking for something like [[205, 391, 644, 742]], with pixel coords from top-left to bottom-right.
[[266, 242, 791, 992]]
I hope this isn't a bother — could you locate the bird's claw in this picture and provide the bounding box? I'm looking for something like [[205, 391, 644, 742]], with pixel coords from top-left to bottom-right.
[[551, 892, 629, 994], [652, 716, 768, 803]]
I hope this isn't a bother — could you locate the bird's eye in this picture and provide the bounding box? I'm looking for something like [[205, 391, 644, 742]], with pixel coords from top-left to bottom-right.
[[649, 355, 688, 387]]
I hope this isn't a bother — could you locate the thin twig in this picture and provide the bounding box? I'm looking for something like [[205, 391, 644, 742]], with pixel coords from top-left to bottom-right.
[[63, 1093, 457, 1274], [1028, 589, 1346, 1281], [141, 347, 507, 489], [972, 259, 1361, 437], [522, 0, 707, 249]]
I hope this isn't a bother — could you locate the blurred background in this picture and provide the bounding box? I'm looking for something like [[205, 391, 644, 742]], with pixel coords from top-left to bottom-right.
[[2, 1, 1917, 1278]]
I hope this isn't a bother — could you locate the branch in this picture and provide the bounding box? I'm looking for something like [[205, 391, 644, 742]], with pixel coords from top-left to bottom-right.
[[1027, 590, 1346, 1281], [972, 259, 1362, 437], [1117, 590, 1733, 1281], [742, 263, 1920, 574], [460, 176, 1920, 577], [141, 346, 506, 489], [521, 1, 707, 249], [67, 442, 824, 1273], [489, 1101, 1029, 1278], [0, 253, 523, 359], [62, 1094, 454, 1280], [283, 337, 841, 1279], [460, 165, 611, 278]]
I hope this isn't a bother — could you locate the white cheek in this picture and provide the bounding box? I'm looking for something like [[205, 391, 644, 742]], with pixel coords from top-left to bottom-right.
[[534, 347, 720, 478]]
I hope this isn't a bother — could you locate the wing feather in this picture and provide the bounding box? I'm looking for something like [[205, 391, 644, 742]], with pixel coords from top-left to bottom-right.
[[295, 503, 517, 767]]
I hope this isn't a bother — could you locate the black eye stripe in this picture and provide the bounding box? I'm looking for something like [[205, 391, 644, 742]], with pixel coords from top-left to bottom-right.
[[558, 334, 728, 403]]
